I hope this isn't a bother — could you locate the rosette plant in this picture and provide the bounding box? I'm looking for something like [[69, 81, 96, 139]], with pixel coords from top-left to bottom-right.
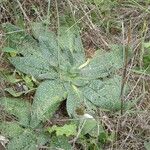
[[0, 23, 131, 149], [0, 23, 135, 150], [2, 23, 129, 127]]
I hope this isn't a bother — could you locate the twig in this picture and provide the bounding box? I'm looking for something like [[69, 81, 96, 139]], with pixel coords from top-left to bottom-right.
[[16, 0, 30, 22], [120, 21, 131, 115]]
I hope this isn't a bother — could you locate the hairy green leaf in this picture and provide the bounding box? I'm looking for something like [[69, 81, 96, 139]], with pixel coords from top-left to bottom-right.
[[58, 27, 86, 66], [0, 122, 24, 138], [0, 97, 31, 126], [71, 76, 89, 87], [81, 118, 105, 137], [51, 136, 72, 150], [80, 46, 123, 79], [82, 76, 123, 111], [10, 56, 58, 80], [65, 83, 84, 116], [2, 23, 34, 48], [36, 133, 49, 147], [15, 42, 41, 56], [30, 80, 66, 128], [7, 130, 37, 150], [32, 23, 59, 67]]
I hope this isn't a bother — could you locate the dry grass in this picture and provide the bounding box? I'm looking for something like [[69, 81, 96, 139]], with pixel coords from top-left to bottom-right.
[[0, 0, 150, 150]]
